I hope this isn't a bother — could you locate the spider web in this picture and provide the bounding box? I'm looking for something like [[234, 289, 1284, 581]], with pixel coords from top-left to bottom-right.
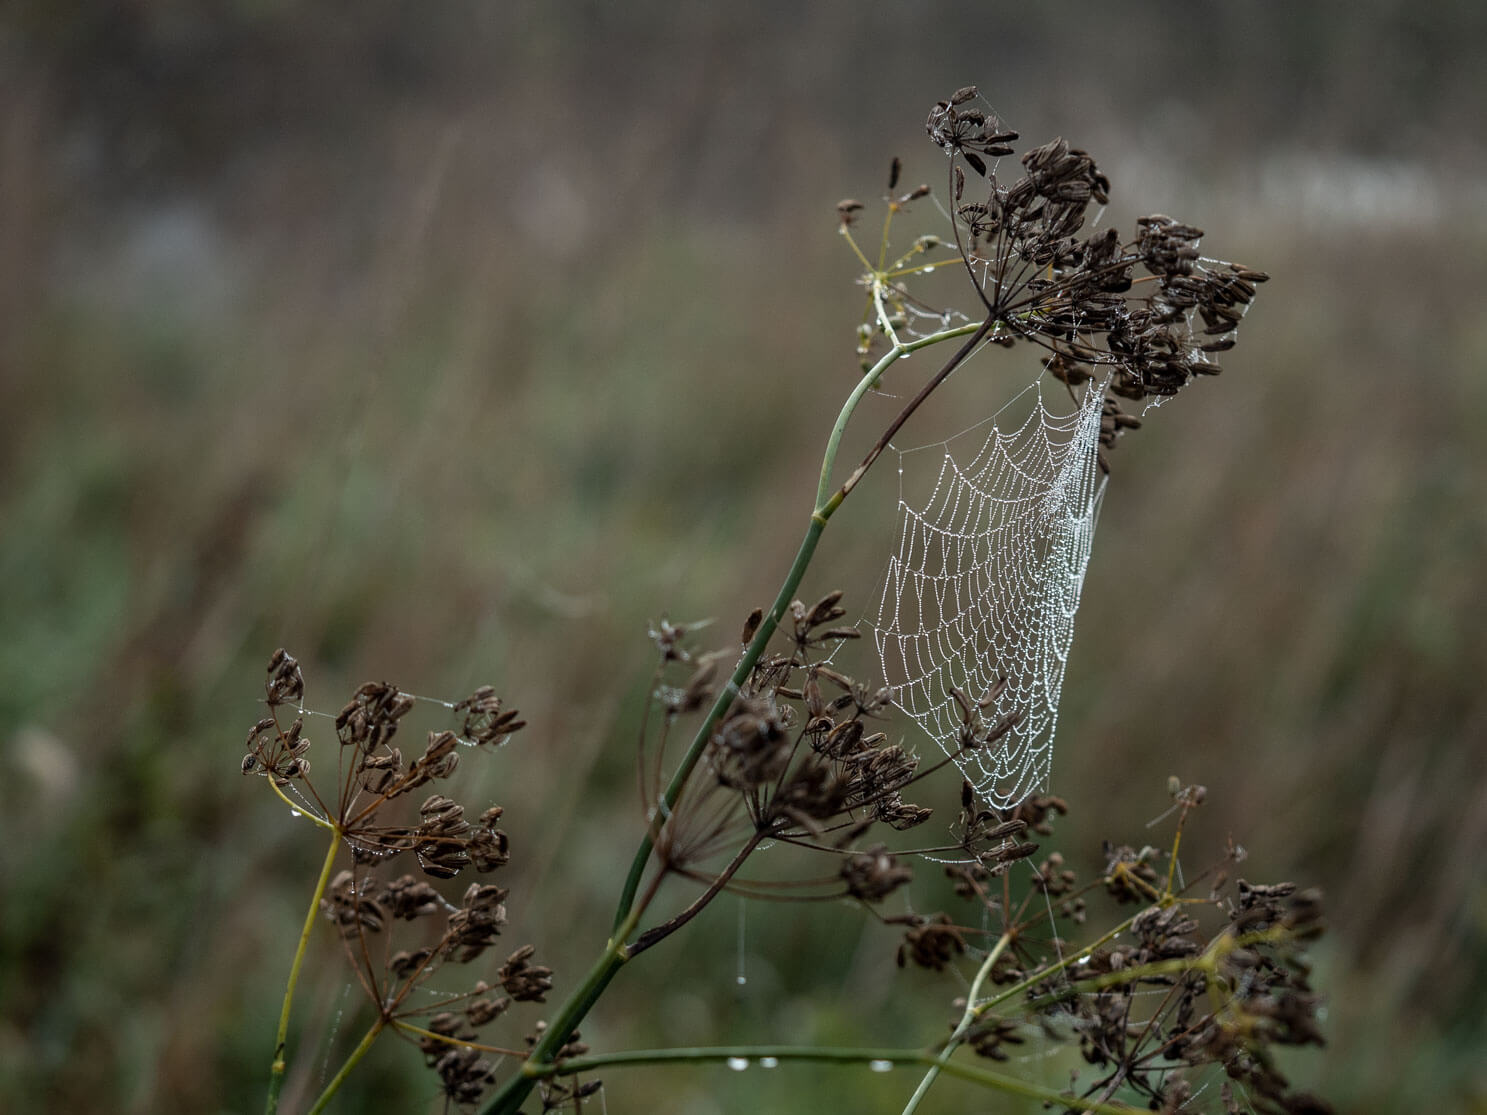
[[873, 375, 1107, 809]]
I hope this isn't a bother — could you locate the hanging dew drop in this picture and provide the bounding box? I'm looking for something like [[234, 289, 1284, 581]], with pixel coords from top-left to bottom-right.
[[290, 809, 300, 818], [868, 1059, 894, 1073], [726, 1057, 749, 1071], [759, 1057, 779, 1069], [736, 899, 748, 986]]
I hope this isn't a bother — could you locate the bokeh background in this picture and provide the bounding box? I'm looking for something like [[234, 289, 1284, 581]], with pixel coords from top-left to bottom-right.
[[3, 3, 1484, 1112]]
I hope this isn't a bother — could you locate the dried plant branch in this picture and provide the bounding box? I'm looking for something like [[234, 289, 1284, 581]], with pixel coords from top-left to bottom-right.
[[246, 87, 1319, 1115]]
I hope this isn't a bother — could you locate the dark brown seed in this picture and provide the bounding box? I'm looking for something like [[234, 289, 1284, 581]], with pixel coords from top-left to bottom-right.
[[741, 607, 763, 647]]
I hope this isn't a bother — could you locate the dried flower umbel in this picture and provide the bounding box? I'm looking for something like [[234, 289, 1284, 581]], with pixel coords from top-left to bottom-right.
[[622, 596, 1046, 962], [889, 783, 1331, 1115], [245, 651, 551, 1113], [847, 87, 1267, 476], [924, 88, 1269, 425]]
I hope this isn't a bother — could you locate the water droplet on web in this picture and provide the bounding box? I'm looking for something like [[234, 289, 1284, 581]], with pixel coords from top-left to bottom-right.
[[726, 1056, 749, 1071], [869, 1059, 894, 1073], [290, 809, 301, 818], [759, 1057, 779, 1069], [923, 265, 936, 273]]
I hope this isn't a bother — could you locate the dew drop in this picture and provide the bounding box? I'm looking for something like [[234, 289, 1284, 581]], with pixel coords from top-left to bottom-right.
[[726, 1057, 749, 1072], [923, 265, 935, 273], [868, 1059, 894, 1073], [290, 809, 301, 818], [736, 899, 748, 986], [759, 1057, 779, 1069]]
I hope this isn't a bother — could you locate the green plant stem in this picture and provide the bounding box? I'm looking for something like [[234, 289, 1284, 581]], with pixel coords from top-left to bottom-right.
[[480, 906, 644, 1114], [975, 912, 1142, 1017], [265, 830, 342, 1115], [610, 317, 989, 937], [1023, 922, 1303, 1011], [524, 1043, 1142, 1113], [305, 1018, 385, 1115], [485, 318, 991, 1115], [901, 929, 1013, 1115]]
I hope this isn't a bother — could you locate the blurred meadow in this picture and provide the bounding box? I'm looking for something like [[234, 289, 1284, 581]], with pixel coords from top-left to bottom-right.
[[2, 3, 1485, 1112]]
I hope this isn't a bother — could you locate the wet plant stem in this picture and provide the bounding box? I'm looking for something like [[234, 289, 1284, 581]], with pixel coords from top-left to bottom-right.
[[480, 906, 644, 1114], [264, 829, 342, 1115], [483, 317, 991, 1115], [901, 928, 1013, 1115], [612, 315, 991, 934], [522, 1044, 1143, 1113]]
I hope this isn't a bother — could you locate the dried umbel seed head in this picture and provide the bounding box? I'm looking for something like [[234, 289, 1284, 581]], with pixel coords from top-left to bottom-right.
[[840, 845, 914, 903], [242, 651, 541, 1110], [964, 1016, 1026, 1062], [454, 686, 526, 746], [1009, 793, 1068, 836], [897, 781, 1331, 1114], [468, 812, 511, 873], [1103, 841, 1162, 903], [498, 944, 555, 1002], [871, 792, 934, 831], [1131, 904, 1202, 959], [925, 91, 1019, 176], [243, 715, 312, 784], [389, 947, 435, 979], [336, 681, 414, 751], [444, 882, 509, 963], [265, 648, 304, 707], [321, 870, 387, 937], [385, 874, 443, 920], [707, 696, 792, 791], [896, 913, 967, 971], [465, 994, 511, 1026], [429, 1046, 497, 1107], [913, 89, 1270, 462]]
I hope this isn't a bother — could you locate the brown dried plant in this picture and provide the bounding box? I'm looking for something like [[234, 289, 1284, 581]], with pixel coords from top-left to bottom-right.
[[244, 650, 561, 1113], [244, 89, 1325, 1115]]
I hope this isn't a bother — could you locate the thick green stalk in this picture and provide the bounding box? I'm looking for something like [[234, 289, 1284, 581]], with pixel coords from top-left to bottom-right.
[[480, 907, 643, 1114], [610, 317, 988, 935], [264, 830, 342, 1115], [484, 317, 991, 1115]]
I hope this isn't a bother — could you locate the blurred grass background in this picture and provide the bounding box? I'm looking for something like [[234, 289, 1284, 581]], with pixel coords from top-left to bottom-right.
[[2, 2, 1484, 1112]]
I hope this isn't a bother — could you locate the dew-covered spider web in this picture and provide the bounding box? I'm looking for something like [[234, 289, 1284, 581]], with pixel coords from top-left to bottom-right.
[[873, 375, 1108, 810]]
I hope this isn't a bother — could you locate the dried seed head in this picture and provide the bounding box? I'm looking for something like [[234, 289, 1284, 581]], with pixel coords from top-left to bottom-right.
[[265, 648, 304, 707], [841, 845, 914, 902], [498, 944, 555, 1002], [741, 606, 763, 647], [454, 686, 526, 746], [897, 914, 966, 971]]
